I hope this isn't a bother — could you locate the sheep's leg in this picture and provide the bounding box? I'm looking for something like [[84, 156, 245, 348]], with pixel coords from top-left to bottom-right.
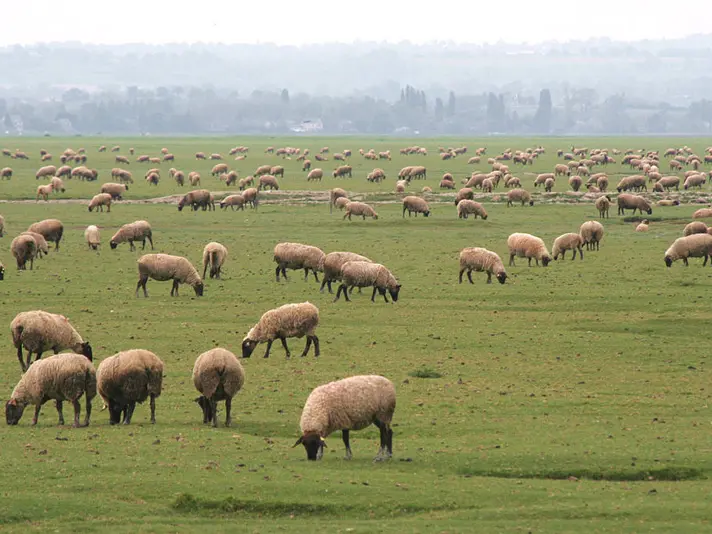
[[527, 257, 532, 267], [312, 335, 320, 357], [342, 430, 353, 460], [301, 336, 312, 357], [303, 267, 309, 281], [579, 247, 584, 260], [458, 269, 465, 283], [171, 279, 179, 296], [319, 277, 328, 293], [263, 340, 274, 358], [150, 395, 156, 424], [55, 400, 65, 426], [210, 398, 218, 428], [312, 270, 320, 283], [275, 265, 281, 282], [371, 287, 378, 302], [129, 239, 135, 251], [136, 276, 146, 297], [486, 272, 492, 284], [32, 403, 43, 426], [561, 250, 566, 260], [17, 346, 26, 372], [71, 399, 82, 427], [147, 236, 154, 250], [683, 258, 689, 266], [85, 396, 92, 426], [225, 397, 232, 428], [381, 289, 390, 303], [279, 337, 291, 358], [124, 402, 136, 424], [509, 254, 515, 266]]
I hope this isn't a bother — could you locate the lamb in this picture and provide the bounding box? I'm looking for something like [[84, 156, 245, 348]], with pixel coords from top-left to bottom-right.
[[28, 219, 63, 250], [5, 353, 96, 427], [88, 193, 112, 213], [328, 188, 347, 212], [595, 195, 612, 218], [457, 199, 488, 220], [20, 231, 49, 258], [11, 234, 36, 270], [188, 171, 201, 186], [202, 241, 228, 279], [294, 375, 395, 461], [36, 184, 54, 201], [579, 221, 604, 250], [458, 247, 507, 284], [319, 251, 372, 293], [136, 253, 204, 297], [258, 174, 279, 190], [219, 194, 246, 210], [1, 167, 12, 179], [552, 233, 585, 260], [96, 349, 164, 425], [617, 193, 652, 216], [568, 176, 582, 191], [635, 219, 650, 232], [241, 302, 320, 358], [507, 233, 552, 267], [507, 189, 534, 207], [343, 201, 378, 220], [664, 233, 712, 267], [11, 310, 93, 372], [334, 261, 401, 303], [85, 225, 100, 250], [177, 189, 214, 211], [110, 220, 153, 251], [50, 176, 65, 192], [100, 182, 128, 199], [402, 196, 430, 217], [684, 221, 709, 236], [273, 242, 325, 282], [193, 348, 245, 427], [241, 187, 259, 209]]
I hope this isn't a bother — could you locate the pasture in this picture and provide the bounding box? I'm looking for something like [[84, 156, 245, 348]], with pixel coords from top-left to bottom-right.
[[1, 136, 712, 533]]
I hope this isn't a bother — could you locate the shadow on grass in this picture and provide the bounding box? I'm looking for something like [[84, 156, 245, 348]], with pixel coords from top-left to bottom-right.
[[172, 493, 458, 518], [457, 466, 705, 482]]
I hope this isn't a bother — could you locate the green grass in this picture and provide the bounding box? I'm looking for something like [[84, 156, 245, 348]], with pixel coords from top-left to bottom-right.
[[1, 136, 712, 533]]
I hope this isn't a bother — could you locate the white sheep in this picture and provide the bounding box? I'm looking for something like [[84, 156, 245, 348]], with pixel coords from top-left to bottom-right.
[[85, 225, 100, 250], [343, 201, 378, 220], [595, 195, 611, 219], [319, 251, 373, 293], [457, 199, 488, 220], [552, 233, 584, 260], [294, 375, 395, 461], [580, 221, 604, 251], [683, 222, 708, 236], [507, 189, 534, 207], [273, 242, 325, 283], [11, 234, 36, 270], [664, 234, 712, 267], [136, 253, 204, 297], [88, 193, 112, 213], [241, 302, 320, 358], [507, 233, 552, 267], [110, 220, 153, 251], [402, 196, 431, 217], [635, 220, 650, 232], [193, 348, 245, 427], [28, 218, 63, 250], [458, 247, 507, 284], [334, 261, 401, 303], [202, 242, 228, 280], [5, 353, 96, 427]]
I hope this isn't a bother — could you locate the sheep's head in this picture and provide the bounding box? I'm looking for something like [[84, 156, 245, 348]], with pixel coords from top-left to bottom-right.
[[664, 255, 673, 268], [646, 208, 653, 215], [195, 396, 213, 424], [293, 432, 326, 461], [423, 211, 430, 217], [389, 284, 402, 302], [481, 214, 488, 220], [80, 342, 93, 361], [5, 398, 25, 425], [0, 265, 4, 280], [241, 338, 258, 358], [88, 206, 93, 212], [110, 241, 118, 249], [193, 282, 204, 297], [107, 399, 124, 425], [496, 271, 507, 284], [542, 255, 552, 267], [528, 200, 534, 206]]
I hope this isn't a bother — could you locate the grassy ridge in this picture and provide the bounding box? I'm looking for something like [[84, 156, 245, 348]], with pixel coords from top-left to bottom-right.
[[0, 137, 711, 532]]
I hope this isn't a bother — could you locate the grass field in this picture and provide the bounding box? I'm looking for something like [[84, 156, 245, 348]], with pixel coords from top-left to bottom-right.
[[1, 136, 712, 533]]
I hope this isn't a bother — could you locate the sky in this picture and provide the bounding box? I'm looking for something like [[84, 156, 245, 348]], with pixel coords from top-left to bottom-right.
[[1, 0, 709, 47]]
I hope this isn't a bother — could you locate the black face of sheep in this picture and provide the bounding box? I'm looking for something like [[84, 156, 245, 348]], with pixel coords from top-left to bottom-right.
[[646, 208, 653, 215], [80, 342, 93, 361], [242, 339, 258, 358], [0, 266, 4, 280], [110, 241, 118, 249], [528, 200, 534, 206], [389, 285, 402, 302], [423, 211, 430, 217], [293, 433, 325, 461], [664, 255, 673, 268], [5, 399, 24, 425], [177, 203, 185, 212], [194, 283, 204, 297], [496, 272, 507, 284], [108, 400, 124, 425], [542, 256, 551, 267]]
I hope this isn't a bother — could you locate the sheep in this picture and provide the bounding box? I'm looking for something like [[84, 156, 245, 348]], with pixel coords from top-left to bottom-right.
[[402, 196, 430, 218], [653, 176, 680, 192], [333, 165, 352, 178], [5, 353, 96, 427], [343, 201, 378, 221], [100, 182, 128, 200], [684, 174, 706, 190], [693, 208, 712, 219], [1, 167, 12, 179], [334, 261, 401, 303], [333, 197, 350, 211], [195, 152, 206, 160], [664, 233, 712, 267], [458, 247, 507, 284], [567, 176, 582, 191], [684, 222, 709, 236], [507, 189, 534, 207], [255, 164, 272, 176], [258, 175, 279, 191], [209, 153, 222, 160], [242, 187, 259, 209], [617, 193, 652, 216], [35, 165, 57, 179], [616, 175, 647, 192], [319, 251, 372, 293], [211, 163, 229, 176], [534, 172, 554, 187], [36, 184, 53, 201], [50, 176, 65, 193], [222, 170, 238, 186], [0, 214, 4, 237], [96, 349, 164, 425], [554, 164, 570, 176], [270, 165, 284, 178], [635, 219, 650, 232], [88, 193, 112, 213], [188, 171, 201, 186], [274, 242, 325, 282], [307, 168, 323, 182], [580, 221, 604, 251], [11, 310, 93, 372], [544, 177, 555, 192], [177, 189, 214, 211], [457, 199, 488, 220], [84, 225, 100, 250], [110, 220, 153, 251], [11, 235, 36, 271], [136, 253, 204, 297], [219, 194, 246, 210], [202, 242, 228, 280], [595, 195, 612, 218], [193, 348, 245, 427], [454, 188, 474, 205], [657, 199, 680, 207], [440, 179, 455, 189], [552, 233, 585, 260], [20, 231, 49, 258], [115, 155, 130, 165], [241, 302, 320, 359], [507, 233, 552, 267], [294, 374, 395, 461]]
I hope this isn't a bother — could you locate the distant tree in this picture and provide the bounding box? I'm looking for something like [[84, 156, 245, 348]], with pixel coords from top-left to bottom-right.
[[533, 89, 552, 133], [447, 91, 456, 116], [434, 97, 444, 122], [281, 88, 290, 105]]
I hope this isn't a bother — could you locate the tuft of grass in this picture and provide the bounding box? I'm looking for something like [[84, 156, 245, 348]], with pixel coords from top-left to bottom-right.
[[457, 466, 706, 482], [408, 367, 443, 379]]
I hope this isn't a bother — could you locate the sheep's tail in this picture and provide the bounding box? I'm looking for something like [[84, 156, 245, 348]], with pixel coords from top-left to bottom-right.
[[210, 250, 219, 276]]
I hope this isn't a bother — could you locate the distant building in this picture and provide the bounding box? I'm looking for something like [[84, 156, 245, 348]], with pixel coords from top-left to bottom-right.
[[291, 119, 323, 133]]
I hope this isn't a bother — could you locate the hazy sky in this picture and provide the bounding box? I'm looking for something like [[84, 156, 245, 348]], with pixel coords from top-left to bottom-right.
[[2, 0, 708, 46]]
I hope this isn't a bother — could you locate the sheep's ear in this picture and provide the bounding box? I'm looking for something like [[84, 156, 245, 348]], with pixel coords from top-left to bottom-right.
[[8, 398, 17, 406], [292, 436, 304, 448], [194, 397, 202, 403]]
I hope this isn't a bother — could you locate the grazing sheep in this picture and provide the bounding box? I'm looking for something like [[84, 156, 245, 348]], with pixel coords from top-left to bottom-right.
[[635, 220, 650, 232], [88, 193, 112, 213], [85, 225, 100, 250], [211, 163, 229, 177], [202, 242, 228, 280], [193, 348, 245, 427], [402, 196, 430, 217], [270, 165, 284, 178], [294, 375, 395, 461], [1, 167, 12, 179], [595, 195, 612, 218], [188, 171, 201, 186], [552, 233, 585, 260], [458, 247, 507, 284], [219, 194, 246, 210], [684, 174, 706, 190], [307, 168, 323, 182], [684, 222, 709, 236], [5, 353, 96, 427], [334, 261, 401, 303], [507, 233, 552, 267], [11, 310, 93, 372], [617, 193, 652, 216], [241, 188, 259, 209], [580, 221, 604, 251], [664, 233, 712, 267], [333, 197, 350, 211], [507, 189, 534, 207], [11, 235, 36, 271], [343, 201, 378, 221], [36, 184, 53, 201], [136, 253, 204, 297], [653, 176, 680, 192], [20, 232, 49, 258], [616, 175, 647, 192], [241, 302, 320, 358], [50, 176, 65, 193], [100, 182, 128, 200], [454, 188, 474, 205], [439, 179, 455, 189], [274, 242, 325, 282], [35, 165, 57, 180], [96, 349, 164, 425], [110, 220, 153, 251], [115, 155, 130, 165], [177, 189, 215, 211], [319, 251, 372, 293], [457, 199, 488, 220], [255, 164, 272, 176], [333, 165, 352, 178], [258, 175, 279, 191]]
